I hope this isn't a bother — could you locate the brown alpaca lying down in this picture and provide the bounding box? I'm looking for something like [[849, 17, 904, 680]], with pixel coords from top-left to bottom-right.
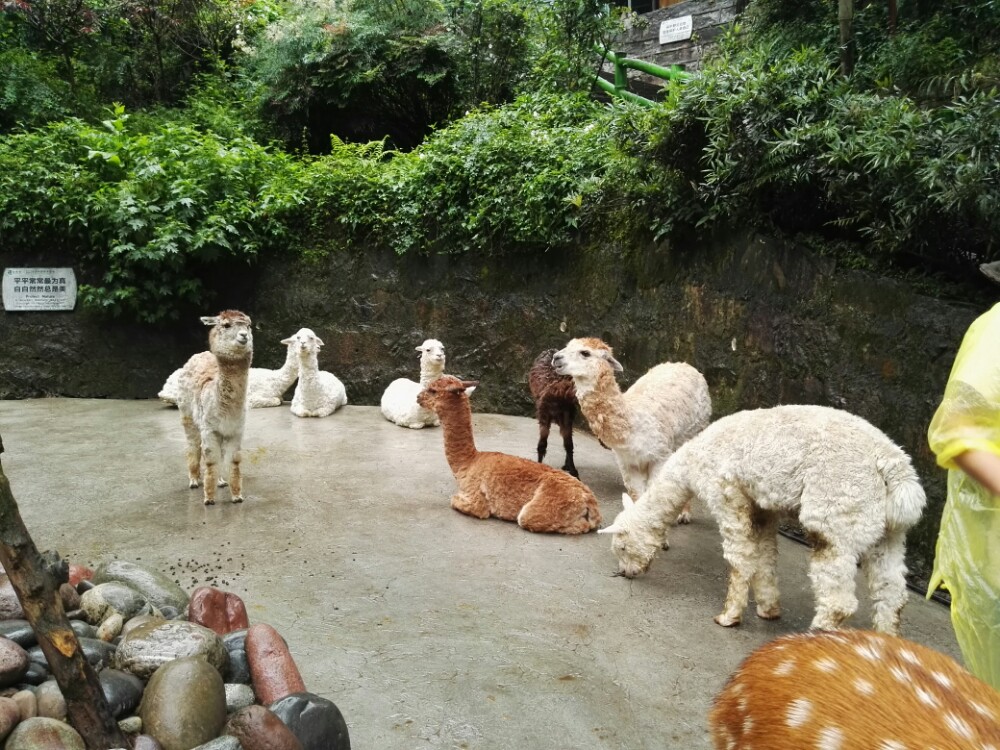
[[417, 376, 602, 534]]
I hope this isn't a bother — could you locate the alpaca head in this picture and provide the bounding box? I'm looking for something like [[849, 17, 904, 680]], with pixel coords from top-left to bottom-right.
[[551, 338, 623, 387], [598, 493, 660, 578], [417, 375, 478, 413], [416, 339, 446, 371], [282, 328, 324, 360], [201, 310, 253, 362]]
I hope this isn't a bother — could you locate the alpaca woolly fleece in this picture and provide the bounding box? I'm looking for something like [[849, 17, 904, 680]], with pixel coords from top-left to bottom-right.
[[286, 328, 347, 418], [380, 339, 446, 429], [553, 337, 711, 521], [601, 404, 926, 634], [417, 375, 601, 534], [528, 348, 580, 477], [159, 331, 299, 408]]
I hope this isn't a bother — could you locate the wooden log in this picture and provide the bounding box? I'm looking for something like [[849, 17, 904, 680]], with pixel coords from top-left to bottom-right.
[[0, 436, 130, 749]]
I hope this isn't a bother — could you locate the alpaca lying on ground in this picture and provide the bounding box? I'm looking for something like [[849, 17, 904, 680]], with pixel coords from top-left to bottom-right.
[[553, 338, 710, 523], [380, 339, 446, 428], [285, 328, 347, 418], [528, 349, 580, 477], [600, 404, 926, 634], [710, 629, 1000, 750], [417, 376, 601, 534], [159, 330, 298, 408], [176, 310, 254, 505]]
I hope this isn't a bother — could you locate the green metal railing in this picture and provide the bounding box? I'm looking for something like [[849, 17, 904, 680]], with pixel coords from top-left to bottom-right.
[[595, 47, 691, 106]]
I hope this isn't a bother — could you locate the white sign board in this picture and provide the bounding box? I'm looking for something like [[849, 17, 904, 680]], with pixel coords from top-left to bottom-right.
[[2, 268, 77, 311], [659, 15, 693, 45]]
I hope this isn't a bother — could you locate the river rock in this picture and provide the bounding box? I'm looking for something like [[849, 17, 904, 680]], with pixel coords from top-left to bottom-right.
[[269, 693, 350, 750], [0, 638, 29, 688], [133, 735, 164, 750], [222, 630, 250, 683], [29, 638, 117, 671], [118, 715, 142, 733], [98, 612, 125, 642], [4, 716, 86, 749], [0, 621, 36, 649], [68, 565, 94, 587], [139, 656, 226, 750], [35, 681, 66, 721], [100, 668, 145, 718], [224, 705, 302, 750], [81, 582, 155, 625], [123, 614, 166, 638], [94, 560, 190, 612], [0, 577, 24, 620], [114, 620, 227, 679], [189, 588, 249, 635], [246, 625, 305, 705], [225, 684, 255, 713], [59, 583, 80, 613], [12, 689, 35, 721], [69, 620, 98, 640], [23, 662, 48, 685], [75, 580, 95, 595], [193, 737, 243, 750], [0, 696, 20, 741]]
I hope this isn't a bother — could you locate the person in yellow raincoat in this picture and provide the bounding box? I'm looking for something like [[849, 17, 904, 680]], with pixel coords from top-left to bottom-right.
[[927, 279, 1000, 689]]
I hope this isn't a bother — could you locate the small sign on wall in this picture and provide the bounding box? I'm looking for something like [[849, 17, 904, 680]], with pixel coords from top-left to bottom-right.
[[659, 15, 693, 44], [2, 268, 78, 311]]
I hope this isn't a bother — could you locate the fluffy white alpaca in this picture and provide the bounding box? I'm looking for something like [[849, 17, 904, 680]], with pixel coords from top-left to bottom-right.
[[160, 332, 298, 408], [286, 328, 347, 418], [176, 310, 254, 505], [601, 404, 926, 635], [552, 337, 711, 522], [380, 339, 446, 429]]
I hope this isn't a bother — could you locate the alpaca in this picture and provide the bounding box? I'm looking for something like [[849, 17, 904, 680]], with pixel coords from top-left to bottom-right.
[[285, 328, 348, 418], [600, 405, 926, 634], [175, 310, 254, 505], [528, 349, 580, 477], [416, 376, 601, 534], [159, 331, 298, 408], [380, 339, 446, 428], [710, 630, 1000, 750], [552, 338, 710, 523]]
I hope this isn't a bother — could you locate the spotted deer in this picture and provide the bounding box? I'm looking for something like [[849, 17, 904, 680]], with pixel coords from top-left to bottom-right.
[[710, 629, 1000, 750]]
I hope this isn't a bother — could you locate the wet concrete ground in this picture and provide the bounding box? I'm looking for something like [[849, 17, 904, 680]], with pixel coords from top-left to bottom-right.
[[0, 398, 961, 750]]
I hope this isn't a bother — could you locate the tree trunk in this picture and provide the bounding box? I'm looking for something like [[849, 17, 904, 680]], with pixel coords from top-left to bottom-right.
[[888, 0, 897, 35], [0, 438, 130, 750], [838, 0, 855, 76]]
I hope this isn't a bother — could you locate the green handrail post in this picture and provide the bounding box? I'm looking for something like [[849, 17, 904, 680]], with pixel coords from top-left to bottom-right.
[[595, 45, 692, 106]]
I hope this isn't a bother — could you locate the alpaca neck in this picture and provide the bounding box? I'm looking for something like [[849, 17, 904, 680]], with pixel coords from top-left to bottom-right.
[[436, 397, 478, 474], [297, 351, 320, 382], [419, 359, 446, 387], [577, 368, 631, 446], [214, 355, 250, 410], [276, 345, 299, 387]]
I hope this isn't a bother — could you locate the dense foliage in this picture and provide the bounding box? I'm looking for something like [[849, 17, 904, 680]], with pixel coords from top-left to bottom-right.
[[1, 0, 998, 320]]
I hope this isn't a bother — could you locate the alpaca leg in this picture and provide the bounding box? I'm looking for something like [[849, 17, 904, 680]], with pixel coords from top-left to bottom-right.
[[536, 418, 551, 464], [451, 491, 490, 519], [200, 433, 222, 506], [517, 484, 594, 534], [558, 410, 578, 478], [862, 528, 909, 635], [181, 415, 202, 489], [807, 544, 860, 631], [750, 512, 781, 620], [714, 491, 757, 627], [675, 499, 693, 525], [228, 442, 244, 503]]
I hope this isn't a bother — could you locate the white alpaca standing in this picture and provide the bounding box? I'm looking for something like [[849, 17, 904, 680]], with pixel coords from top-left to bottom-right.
[[601, 404, 926, 635], [380, 339, 446, 429], [160, 332, 299, 408], [287, 328, 347, 418], [553, 337, 711, 522], [176, 310, 254, 505]]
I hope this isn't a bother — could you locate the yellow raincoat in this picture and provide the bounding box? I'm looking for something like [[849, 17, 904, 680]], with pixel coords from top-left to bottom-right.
[[927, 301, 1000, 688]]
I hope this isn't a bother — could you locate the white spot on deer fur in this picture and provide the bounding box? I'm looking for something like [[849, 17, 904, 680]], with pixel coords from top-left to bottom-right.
[[853, 677, 875, 696], [737, 697, 748, 714], [774, 659, 796, 676], [970, 701, 994, 719], [743, 715, 754, 734], [817, 726, 845, 750], [944, 712, 974, 740], [854, 642, 882, 661], [897, 648, 920, 665], [786, 698, 812, 727], [889, 665, 909, 683], [814, 657, 838, 673], [915, 686, 940, 708], [980, 744, 998, 750], [931, 671, 953, 689], [877, 741, 907, 750]]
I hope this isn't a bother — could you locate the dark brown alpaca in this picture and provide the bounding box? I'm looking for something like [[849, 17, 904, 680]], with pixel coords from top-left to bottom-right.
[[417, 376, 601, 534], [528, 349, 579, 477]]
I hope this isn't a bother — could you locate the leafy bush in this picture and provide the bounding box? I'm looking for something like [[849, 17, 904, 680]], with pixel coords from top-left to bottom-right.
[[0, 105, 308, 321]]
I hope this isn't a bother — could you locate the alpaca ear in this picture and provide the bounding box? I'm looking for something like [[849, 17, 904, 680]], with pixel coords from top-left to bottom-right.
[[280, 337, 293, 345], [201, 316, 220, 326], [465, 386, 476, 396], [621, 492, 635, 510], [598, 523, 623, 535], [415, 345, 424, 352], [462, 380, 479, 393], [603, 352, 624, 372], [314, 335, 325, 347]]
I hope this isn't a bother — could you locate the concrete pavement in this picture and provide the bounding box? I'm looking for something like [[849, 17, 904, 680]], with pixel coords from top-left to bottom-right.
[[0, 398, 961, 750]]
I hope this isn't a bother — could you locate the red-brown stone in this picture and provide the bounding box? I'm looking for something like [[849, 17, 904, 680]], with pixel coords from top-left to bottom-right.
[[188, 587, 250, 635], [245, 624, 306, 705], [225, 705, 303, 750], [67, 565, 94, 587]]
